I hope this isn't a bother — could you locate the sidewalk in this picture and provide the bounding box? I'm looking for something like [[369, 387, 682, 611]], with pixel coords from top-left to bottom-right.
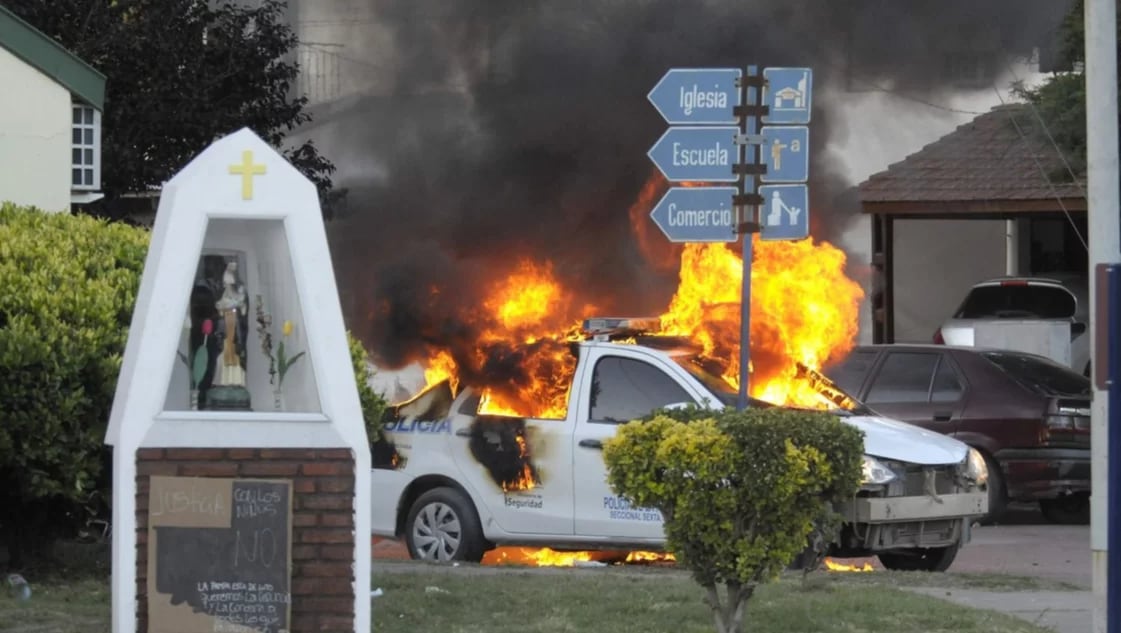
[[906, 587, 1094, 633]]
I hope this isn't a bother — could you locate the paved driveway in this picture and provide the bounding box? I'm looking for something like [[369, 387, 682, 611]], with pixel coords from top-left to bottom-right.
[[951, 506, 1091, 588]]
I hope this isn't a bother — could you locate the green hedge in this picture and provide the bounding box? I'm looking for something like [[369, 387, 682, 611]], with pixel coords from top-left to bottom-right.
[[0, 203, 149, 564]]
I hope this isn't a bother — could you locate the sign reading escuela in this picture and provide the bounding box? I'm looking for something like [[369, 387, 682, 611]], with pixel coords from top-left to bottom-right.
[[148, 476, 292, 633]]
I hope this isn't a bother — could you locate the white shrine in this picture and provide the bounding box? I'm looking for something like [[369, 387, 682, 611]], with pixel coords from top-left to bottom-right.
[[105, 128, 372, 632]]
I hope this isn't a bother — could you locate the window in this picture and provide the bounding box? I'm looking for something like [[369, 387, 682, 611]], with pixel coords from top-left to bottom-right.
[[982, 351, 1090, 397], [588, 356, 691, 423], [930, 358, 964, 403], [72, 104, 100, 190], [954, 285, 1076, 319], [864, 352, 939, 404], [824, 349, 880, 397]]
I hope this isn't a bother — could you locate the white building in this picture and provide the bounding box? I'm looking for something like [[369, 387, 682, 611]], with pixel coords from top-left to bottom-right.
[[0, 5, 106, 213]]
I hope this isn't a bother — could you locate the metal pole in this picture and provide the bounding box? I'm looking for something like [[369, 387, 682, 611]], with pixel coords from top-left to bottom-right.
[[1086, 0, 1121, 631], [736, 65, 762, 410], [1109, 265, 1121, 633]]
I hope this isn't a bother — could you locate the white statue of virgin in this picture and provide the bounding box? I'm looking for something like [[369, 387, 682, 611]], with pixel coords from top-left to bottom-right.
[[213, 261, 248, 386]]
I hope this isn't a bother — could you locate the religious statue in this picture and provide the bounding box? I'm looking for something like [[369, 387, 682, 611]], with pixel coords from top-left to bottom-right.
[[213, 261, 248, 386], [200, 255, 252, 411]]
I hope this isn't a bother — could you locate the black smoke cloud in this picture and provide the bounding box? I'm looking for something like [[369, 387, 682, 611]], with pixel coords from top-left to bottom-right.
[[312, 0, 1071, 369]]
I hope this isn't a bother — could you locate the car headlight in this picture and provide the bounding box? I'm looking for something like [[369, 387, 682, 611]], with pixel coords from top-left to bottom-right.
[[965, 448, 989, 486], [861, 455, 898, 485]]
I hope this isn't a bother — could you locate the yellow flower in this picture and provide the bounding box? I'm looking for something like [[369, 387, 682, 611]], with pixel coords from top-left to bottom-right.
[[282, 320, 294, 337]]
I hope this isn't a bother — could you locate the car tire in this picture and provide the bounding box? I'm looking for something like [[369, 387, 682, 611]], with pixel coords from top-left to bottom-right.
[[877, 542, 960, 572], [404, 487, 486, 563], [1040, 494, 1090, 525], [979, 452, 1007, 525]]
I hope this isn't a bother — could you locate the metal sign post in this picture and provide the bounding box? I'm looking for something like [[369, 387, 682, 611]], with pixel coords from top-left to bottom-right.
[[647, 65, 813, 411]]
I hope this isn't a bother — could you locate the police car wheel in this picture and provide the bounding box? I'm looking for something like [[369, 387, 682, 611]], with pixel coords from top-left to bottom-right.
[[405, 487, 485, 563]]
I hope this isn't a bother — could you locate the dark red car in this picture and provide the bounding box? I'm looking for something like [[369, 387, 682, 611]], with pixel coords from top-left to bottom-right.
[[824, 344, 1091, 524]]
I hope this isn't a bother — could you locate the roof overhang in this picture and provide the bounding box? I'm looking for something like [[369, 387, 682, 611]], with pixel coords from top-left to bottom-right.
[[861, 197, 1088, 217], [0, 5, 106, 110]]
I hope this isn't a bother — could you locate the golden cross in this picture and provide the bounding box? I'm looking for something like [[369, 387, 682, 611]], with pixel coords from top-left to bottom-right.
[[228, 150, 267, 200]]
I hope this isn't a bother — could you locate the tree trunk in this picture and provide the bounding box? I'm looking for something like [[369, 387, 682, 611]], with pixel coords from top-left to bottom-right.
[[703, 583, 731, 633]]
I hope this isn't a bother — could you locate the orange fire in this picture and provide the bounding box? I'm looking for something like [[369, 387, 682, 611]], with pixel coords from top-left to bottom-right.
[[501, 434, 538, 492], [824, 557, 875, 572], [480, 548, 675, 567], [659, 238, 864, 408], [420, 189, 863, 412]]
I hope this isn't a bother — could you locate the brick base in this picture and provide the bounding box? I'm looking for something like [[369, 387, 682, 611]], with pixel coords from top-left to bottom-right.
[[136, 448, 356, 633]]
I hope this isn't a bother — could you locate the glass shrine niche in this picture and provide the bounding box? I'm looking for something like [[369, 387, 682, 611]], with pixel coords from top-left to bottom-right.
[[165, 218, 321, 414]]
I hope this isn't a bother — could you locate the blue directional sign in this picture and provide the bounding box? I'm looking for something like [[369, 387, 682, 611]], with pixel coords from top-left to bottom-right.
[[647, 126, 739, 182], [759, 184, 809, 241], [647, 68, 741, 125], [762, 67, 812, 124], [760, 126, 809, 183], [650, 186, 737, 243]]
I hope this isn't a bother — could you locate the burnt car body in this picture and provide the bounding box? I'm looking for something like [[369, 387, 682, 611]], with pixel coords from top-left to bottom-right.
[[824, 344, 1092, 524]]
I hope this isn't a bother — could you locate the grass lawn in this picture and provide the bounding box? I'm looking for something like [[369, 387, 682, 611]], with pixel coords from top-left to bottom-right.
[[0, 564, 1064, 633], [370, 568, 1057, 633]]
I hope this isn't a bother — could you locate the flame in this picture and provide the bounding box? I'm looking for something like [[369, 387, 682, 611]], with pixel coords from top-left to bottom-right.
[[624, 551, 676, 563], [824, 557, 875, 572], [423, 350, 458, 393], [418, 179, 864, 414], [658, 237, 864, 409], [420, 258, 587, 419], [501, 434, 538, 492], [482, 547, 598, 566], [480, 547, 674, 567]]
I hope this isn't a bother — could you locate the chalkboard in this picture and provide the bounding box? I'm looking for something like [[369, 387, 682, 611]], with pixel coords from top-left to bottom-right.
[[148, 476, 292, 633]]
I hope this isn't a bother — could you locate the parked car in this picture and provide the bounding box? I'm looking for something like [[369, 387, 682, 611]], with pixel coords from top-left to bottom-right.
[[371, 319, 989, 572], [824, 344, 1091, 524], [934, 275, 1090, 376]]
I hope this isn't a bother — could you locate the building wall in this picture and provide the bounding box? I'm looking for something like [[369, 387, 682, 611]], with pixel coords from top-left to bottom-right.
[[0, 46, 70, 213], [891, 218, 1008, 343]]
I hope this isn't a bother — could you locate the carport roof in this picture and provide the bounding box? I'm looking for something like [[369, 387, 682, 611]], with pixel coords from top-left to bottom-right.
[[859, 103, 1086, 215]]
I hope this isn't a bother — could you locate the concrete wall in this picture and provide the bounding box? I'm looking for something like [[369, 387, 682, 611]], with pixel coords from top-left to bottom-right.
[[891, 218, 1008, 342], [0, 46, 71, 213]]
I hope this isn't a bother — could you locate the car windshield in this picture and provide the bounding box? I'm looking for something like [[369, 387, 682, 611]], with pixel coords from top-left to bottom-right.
[[954, 284, 1076, 319], [981, 351, 1091, 397], [669, 355, 874, 415]]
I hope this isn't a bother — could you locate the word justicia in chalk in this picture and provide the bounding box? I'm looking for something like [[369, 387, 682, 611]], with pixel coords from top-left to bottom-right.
[[672, 141, 730, 167], [384, 418, 452, 434], [680, 84, 729, 115], [150, 488, 224, 516], [667, 202, 732, 227]]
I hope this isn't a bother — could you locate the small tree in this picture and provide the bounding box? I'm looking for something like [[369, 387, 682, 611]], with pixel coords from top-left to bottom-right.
[[603, 406, 863, 633]]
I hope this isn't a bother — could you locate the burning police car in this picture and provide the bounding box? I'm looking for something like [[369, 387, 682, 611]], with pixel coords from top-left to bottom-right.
[[370, 318, 988, 571]]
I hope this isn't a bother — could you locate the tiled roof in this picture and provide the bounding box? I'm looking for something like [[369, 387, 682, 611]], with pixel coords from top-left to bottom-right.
[[858, 104, 1085, 209]]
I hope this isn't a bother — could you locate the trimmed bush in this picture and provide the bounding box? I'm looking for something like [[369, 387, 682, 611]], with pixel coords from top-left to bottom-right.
[[603, 406, 863, 633], [0, 203, 149, 566]]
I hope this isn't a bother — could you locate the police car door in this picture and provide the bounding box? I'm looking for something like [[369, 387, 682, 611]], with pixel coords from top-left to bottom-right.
[[571, 347, 702, 540]]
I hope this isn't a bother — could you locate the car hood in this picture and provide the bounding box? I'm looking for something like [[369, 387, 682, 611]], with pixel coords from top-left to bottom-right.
[[840, 414, 969, 465]]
